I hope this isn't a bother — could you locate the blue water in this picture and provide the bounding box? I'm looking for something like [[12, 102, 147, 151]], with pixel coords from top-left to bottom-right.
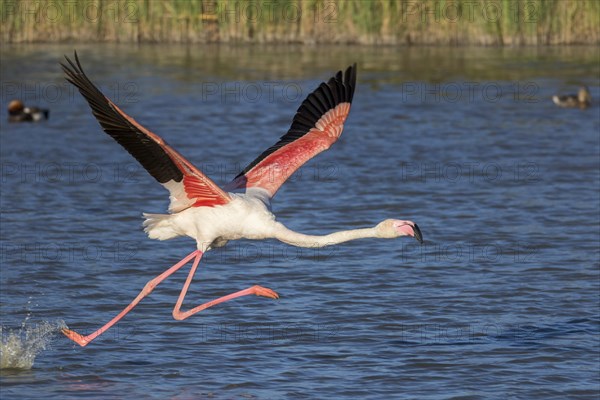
[[1, 44, 599, 399]]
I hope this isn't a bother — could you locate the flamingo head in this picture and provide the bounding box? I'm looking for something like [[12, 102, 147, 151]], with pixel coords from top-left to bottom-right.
[[376, 219, 423, 243]]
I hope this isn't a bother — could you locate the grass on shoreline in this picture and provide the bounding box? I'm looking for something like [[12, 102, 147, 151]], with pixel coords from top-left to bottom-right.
[[1, 0, 599, 45]]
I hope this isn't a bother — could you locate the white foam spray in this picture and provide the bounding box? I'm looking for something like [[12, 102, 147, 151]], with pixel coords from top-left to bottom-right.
[[1, 319, 66, 370]]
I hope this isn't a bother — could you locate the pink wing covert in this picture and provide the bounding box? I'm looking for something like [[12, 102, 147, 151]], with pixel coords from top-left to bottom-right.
[[228, 64, 357, 198], [62, 52, 230, 212]]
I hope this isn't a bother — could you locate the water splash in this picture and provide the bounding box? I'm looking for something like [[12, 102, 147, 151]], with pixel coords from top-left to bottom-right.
[[0, 320, 66, 370]]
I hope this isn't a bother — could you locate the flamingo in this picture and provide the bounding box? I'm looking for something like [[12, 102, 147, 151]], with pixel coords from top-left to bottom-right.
[[60, 52, 423, 347]]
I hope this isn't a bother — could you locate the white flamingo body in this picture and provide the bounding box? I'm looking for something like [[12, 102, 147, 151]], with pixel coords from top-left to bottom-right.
[[59, 53, 423, 347], [143, 189, 276, 248], [143, 190, 412, 250]]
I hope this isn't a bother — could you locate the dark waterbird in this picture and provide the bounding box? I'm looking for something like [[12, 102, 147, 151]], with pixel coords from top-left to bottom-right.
[[552, 86, 591, 109], [7, 99, 49, 122]]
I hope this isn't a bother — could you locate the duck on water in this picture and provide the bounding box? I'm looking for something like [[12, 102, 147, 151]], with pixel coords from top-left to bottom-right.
[[552, 87, 591, 109], [7, 99, 49, 122]]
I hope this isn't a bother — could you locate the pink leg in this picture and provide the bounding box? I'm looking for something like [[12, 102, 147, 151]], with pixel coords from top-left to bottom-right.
[[172, 251, 279, 321], [62, 250, 201, 347]]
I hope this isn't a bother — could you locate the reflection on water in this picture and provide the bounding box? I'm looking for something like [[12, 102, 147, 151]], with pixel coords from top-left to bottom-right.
[[2, 43, 599, 83], [0, 44, 599, 399]]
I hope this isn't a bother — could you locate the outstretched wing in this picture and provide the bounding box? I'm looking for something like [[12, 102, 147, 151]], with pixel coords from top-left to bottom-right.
[[227, 64, 357, 198], [61, 51, 230, 213]]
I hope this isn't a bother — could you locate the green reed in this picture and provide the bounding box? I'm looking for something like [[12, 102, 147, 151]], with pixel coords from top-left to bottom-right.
[[1, 0, 598, 45]]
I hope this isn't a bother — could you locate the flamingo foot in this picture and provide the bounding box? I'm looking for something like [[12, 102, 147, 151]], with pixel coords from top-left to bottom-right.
[[251, 285, 279, 299], [62, 328, 91, 347]]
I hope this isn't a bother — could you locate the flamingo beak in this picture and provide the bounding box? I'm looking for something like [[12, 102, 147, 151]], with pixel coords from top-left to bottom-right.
[[412, 223, 424, 244]]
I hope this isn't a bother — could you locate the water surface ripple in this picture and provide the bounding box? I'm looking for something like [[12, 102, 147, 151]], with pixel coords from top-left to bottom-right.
[[1, 44, 598, 399]]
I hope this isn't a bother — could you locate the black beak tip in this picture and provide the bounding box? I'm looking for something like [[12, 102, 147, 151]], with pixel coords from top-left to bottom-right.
[[413, 223, 424, 244]]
